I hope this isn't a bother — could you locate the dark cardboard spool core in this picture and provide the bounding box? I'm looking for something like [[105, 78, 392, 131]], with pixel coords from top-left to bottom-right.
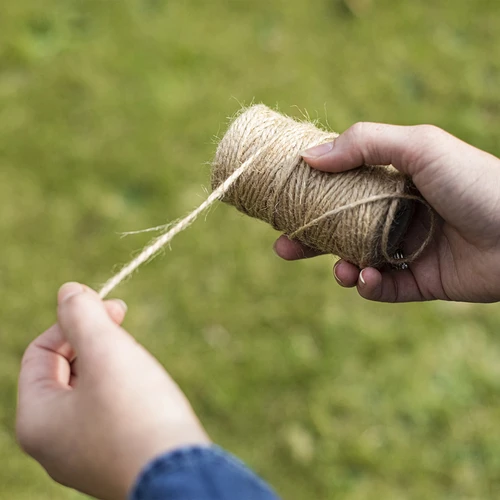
[[385, 198, 415, 260]]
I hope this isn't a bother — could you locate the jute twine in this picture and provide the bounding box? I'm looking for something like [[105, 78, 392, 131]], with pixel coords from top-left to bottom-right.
[[212, 105, 433, 269], [99, 105, 434, 298]]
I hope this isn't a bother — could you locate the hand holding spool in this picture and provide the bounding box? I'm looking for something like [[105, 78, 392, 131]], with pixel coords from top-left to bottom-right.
[[275, 120, 500, 303]]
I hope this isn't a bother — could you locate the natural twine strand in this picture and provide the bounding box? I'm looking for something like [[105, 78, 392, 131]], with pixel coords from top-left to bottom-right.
[[99, 105, 434, 299], [98, 149, 263, 298]]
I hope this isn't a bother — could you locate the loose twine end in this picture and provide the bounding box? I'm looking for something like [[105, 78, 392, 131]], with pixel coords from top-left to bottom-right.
[[98, 148, 265, 298]]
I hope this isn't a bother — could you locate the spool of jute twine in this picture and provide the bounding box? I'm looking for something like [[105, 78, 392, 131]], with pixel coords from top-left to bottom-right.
[[212, 104, 433, 269], [98, 105, 434, 298]]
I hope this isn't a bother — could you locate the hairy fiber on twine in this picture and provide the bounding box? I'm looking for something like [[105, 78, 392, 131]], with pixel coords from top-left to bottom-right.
[[212, 105, 432, 269], [99, 105, 433, 298]]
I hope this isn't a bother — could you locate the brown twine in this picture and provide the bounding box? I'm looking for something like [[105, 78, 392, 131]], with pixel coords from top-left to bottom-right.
[[98, 105, 434, 298], [212, 104, 435, 269]]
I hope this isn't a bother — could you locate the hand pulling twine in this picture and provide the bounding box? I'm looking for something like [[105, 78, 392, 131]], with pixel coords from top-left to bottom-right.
[[99, 105, 434, 299]]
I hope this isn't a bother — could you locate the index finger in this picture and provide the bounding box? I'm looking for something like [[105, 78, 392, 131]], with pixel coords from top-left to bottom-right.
[[19, 298, 128, 397], [18, 324, 74, 401]]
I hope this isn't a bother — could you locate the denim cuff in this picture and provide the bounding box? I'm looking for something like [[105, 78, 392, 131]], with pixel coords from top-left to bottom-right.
[[129, 445, 280, 500]]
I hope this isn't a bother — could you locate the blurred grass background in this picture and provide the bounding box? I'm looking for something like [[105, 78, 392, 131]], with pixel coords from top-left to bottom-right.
[[1, 0, 500, 498]]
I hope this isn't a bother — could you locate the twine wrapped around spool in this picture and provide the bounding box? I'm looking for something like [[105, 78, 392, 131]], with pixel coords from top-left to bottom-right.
[[98, 104, 434, 298], [212, 105, 431, 269]]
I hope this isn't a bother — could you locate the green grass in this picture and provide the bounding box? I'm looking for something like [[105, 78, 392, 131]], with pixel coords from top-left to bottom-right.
[[2, 0, 500, 498]]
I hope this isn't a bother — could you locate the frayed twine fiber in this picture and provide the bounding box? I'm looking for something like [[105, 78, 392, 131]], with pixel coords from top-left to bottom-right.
[[99, 105, 434, 298], [212, 105, 434, 266]]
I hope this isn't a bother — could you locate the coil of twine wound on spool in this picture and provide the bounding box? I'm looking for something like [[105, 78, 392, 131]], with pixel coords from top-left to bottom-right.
[[212, 105, 433, 269], [98, 104, 434, 298]]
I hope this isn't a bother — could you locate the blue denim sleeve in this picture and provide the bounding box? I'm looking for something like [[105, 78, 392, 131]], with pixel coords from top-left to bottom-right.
[[129, 445, 281, 500]]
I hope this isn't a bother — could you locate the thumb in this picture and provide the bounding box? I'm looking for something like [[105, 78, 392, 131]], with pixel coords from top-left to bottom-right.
[[300, 122, 500, 239], [57, 282, 129, 359], [300, 122, 449, 178]]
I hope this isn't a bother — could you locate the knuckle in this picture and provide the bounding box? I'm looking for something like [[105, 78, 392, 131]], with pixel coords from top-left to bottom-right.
[[404, 124, 450, 172], [345, 122, 386, 165], [412, 124, 446, 144], [348, 121, 371, 138]]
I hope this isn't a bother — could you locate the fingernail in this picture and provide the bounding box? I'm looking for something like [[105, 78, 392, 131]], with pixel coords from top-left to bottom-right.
[[333, 262, 344, 286], [58, 282, 85, 304], [300, 142, 334, 159], [359, 269, 367, 286], [112, 299, 128, 313]]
